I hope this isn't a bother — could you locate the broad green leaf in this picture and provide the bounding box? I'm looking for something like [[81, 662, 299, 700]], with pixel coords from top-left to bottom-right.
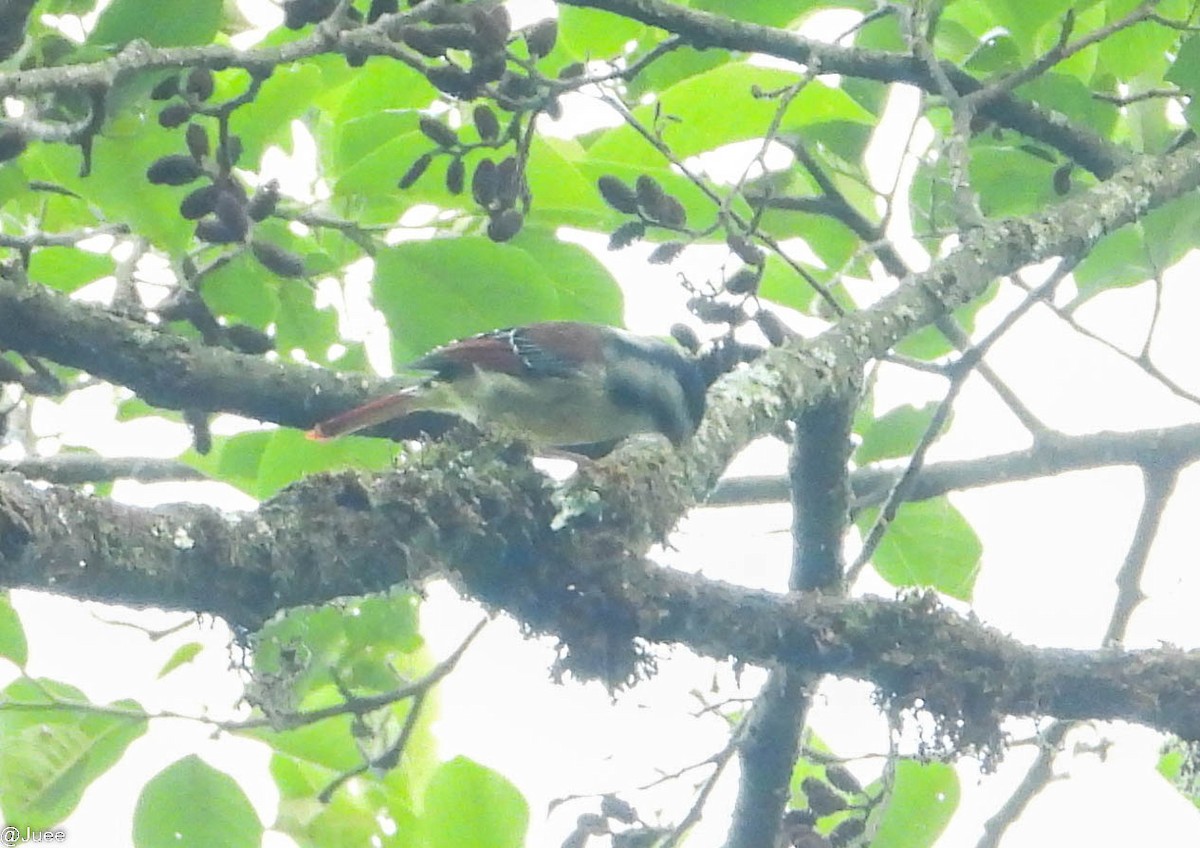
[[990, 0, 1074, 58], [231, 62, 325, 164], [0, 161, 28, 207], [1015, 74, 1119, 139], [372, 237, 602, 364], [855, 403, 944, 465], [334, 56, 438, 122], [757, 253, 817, 314], [589, 63, 872, 166], [558, 6, 645, 59], [859, 497, 981, 601], [183, 429, 396, 499], [28, 246, 116, 294], [201, 252, 280, 328], [1168, 33, 1200, 93], [133, 755, 262, 848], [626, 44, 730, 101], [89, 0, 221, 47], [28, 128, 195, 253], [0, 678, 146, 830], [868, 760, 960, 848], [0, 594, 27, 666], [969, 145, 1059, 218], [275, 281, 340, 361], [157, 642, 204, 678], [513, 228, 624, 324], [420, 757, 528, 848]]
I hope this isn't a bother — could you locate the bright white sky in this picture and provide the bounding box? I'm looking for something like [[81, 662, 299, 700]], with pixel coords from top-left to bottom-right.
[[4, 2, 1200, 847]]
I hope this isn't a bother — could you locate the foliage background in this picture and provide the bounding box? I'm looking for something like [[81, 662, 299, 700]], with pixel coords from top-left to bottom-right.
[[3, 0, 1200, 846]]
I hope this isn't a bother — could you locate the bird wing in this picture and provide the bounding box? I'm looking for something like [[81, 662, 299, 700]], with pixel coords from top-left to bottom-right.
[[407, 322, 606, 379]]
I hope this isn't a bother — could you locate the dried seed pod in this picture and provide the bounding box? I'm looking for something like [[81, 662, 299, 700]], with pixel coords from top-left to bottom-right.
[[669, 323, 700, 353], [525, 17, 557, 58], [217, 135, 243, 171], [429, 23, 476, 50], [647, 241, 685, 265], [345, 48, 369, 68], [150, 75, 181, 100], [727, 232, 764, 265], [185, 67, 214, 101], [398, 152, 434, 189], [471, 158, 497, 206], [470, 3, 510, 51], [283, 0, 311, 28], [401, 26, 449, 58], [1053, 161, 1072, 195], [597, 176, 639, 214], [195, 216, 242, 244], [830, 817, 865, 847], [689, 296, 747, 326], [0, 126, 27, 163], [252, 239, 306, 277], [755, 309, 790, 346], [725, 266, 761, 295], [185, 123, 209, 160], [470, 50, 507, 84], [655, 195, 686, 228], [801, 778, 847, 817], [446, 157, 465, 194], [157, 103, 192, 129], [226, 323, 274, 354], [558, 62, 585, 79], [426, 64, 475, 98], [824, 766, 860, 796], [543, 96, 562, 121], [419, 117, 458, 148], [179, 184, 220, 219], [367, 0, 398, 23], [600, 796, 636, 825], [608, 220, 645, 250], [496, 70, 536, 99], [473, 104, 500, 141], [147, 154, 204, 185], [487, 208, 523, 242], [214, 191, 250, 241], [495, 155, 520, 207], [247, 180, 280, 221], [635, 174, 666, 215]]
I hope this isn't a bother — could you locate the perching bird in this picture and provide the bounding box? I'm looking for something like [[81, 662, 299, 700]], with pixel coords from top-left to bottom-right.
[[307, 321, 708, 452]]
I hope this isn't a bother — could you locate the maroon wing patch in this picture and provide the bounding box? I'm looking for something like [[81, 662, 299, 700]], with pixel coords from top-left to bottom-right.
[[407, 322, 604, 379]]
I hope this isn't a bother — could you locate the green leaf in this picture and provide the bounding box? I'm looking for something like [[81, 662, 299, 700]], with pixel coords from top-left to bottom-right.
[[589, 63, 871, 165], [201, 252, 280, 328], [1166, 29, 1200, 93], [183, 429, 396, 499], [0, 678, 146, 830], [558, 6, 645, 59], [757, 253, 816, 314], [275, 280, 340, 361], [0, 594, 27, 666], [27, 246, 116, 294], [231, 62, 325, 164], [969, 144, 1059, 218], [89, 0, 221, 47], [868, 760, 960, 848], [157, 642, 204, 678], [859, 498, 981, 601], [420, 757, 528, 848], [133, 755, 262, 848], [373, 236, 615, 365], [855, 403, 944, 465]]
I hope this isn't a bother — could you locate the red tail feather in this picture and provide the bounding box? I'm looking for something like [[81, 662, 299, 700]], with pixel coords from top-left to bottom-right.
[[307, 392, 416, 440]]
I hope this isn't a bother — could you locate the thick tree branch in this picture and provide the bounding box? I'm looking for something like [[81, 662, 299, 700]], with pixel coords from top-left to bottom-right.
[[3, 465, 1200, 744], [727, 396, 855, 848]]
